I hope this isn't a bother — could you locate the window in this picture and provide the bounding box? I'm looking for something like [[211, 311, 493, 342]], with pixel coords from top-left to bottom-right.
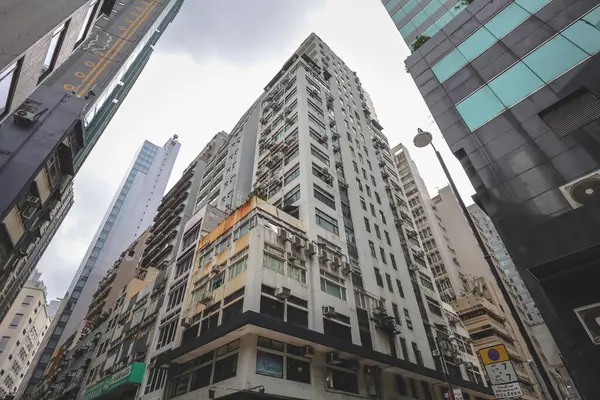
[[311, 145, 330, 166], [404, 309, 413, 330], [229, 256, 248, 279], [288, 263, 307, 284], [0, 337, 9, 354], [315, 208, 339, 235], [263, 252, 284, 274], [412, 342, 424, 366], [364, 217, 371, 233], [384, 231, 391, 245], [320, 270, 347, 300], [284, 164, 300, 185], [285, 146, 299, 164], [379, 247, 387, 264], [375, 192, 381, 204], [74, 0, 99, 47], [374, 268, 383, 287], [314, 184, 336, 209], [379, 211, 386, 224], [213, 353, 238, 383], [283, 185, 300, 206], [360, 198, 366, 210], [369, 241, 376, 258], [256, 339, 311, 384], [9, 314, 23, 328], [40, 22, 67, 79], [385, 274, 394, 292], [370, 203, 376, 217], [22, 296, 34, 306], [390, 254, 397, 270], [0, 62, 19, 117], [327, 368, 359, 394], [365, 185, 371, 196], [374, 224, 381, 240]]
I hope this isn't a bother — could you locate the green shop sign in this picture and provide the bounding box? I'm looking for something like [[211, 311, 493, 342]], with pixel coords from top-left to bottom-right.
[[84, 362, 146, 400]]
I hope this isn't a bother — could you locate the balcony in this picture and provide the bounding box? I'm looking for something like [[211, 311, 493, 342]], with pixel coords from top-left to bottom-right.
[[452, 294, 505, 322]]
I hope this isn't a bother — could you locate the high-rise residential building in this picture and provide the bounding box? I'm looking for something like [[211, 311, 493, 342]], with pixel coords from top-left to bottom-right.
[[392, 144, 543, 399], [140, 33, 495, 400], [0, 0, 183, 327], [469, 204, 581, 400], [0, 272, 51, 398], [19, 138, 179, 397], [381, 1, 600, 397]]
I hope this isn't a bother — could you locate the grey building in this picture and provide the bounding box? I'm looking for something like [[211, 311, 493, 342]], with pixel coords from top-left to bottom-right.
[[150, 33, 495, 400], [19, 138, 179, 397], [0, 0, 183, 328], [381, 1, 600, 398]]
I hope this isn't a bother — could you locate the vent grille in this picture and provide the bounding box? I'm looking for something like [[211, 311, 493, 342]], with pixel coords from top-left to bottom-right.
[[539, 88, 600, 138]]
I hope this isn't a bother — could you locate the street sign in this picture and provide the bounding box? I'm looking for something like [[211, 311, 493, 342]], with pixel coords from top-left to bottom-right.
[[491, 382, 523, 398], [484, 361, 517, 385], [478, 344, 509, 364]]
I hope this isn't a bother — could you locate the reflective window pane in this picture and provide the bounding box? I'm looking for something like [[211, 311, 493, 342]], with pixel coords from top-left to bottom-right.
[[562, 7, 600, 55], [456, 86, 505, 131], [0, 62, 17, 115], [523, 34, 587, 84], [488, 61, 544, 107]]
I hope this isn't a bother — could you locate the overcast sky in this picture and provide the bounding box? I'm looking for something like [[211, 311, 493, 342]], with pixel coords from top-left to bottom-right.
[[37, 0, 476, 299]]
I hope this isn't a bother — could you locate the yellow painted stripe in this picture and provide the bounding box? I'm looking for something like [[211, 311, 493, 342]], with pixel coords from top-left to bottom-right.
[[77, 1, 154, 96]]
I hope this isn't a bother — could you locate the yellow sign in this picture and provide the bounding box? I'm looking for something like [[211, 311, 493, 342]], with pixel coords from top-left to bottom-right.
[[478, 344, 509, 365]]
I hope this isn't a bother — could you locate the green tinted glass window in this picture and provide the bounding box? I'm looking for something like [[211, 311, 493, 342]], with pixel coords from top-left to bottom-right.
[[562, 6, 600, 55], [458, 27, 497, 60], [432, 50, 468, 82], [523, 34, 587, 83], [456, 86, 505, 131], [488, 61, 544, 107]]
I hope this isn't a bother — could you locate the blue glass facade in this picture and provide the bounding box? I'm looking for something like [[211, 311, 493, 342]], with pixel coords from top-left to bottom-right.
[[382, 1, 600, 398]]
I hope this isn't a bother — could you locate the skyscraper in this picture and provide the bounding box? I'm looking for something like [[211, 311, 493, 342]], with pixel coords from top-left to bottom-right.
[[145, 33, 494, 400], [381, 1, 600, 397], [0, 0, 184, 325], [19, 137, 179, 396]]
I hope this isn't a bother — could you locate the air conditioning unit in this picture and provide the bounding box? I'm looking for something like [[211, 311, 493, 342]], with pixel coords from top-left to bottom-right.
[[14, 101, 42, 127], [19, 243, 35, 257], [432, 349, 441, 357], [326, 351, 342, 365], [331, 256, 341, 270], [464, 361, 475, 368], [301, 345, 315, 357], [560, 169, 600, 209], [279, 229, 290, 242], [373, 306, 386, 316], [287, 252, 297, 262], [409, 264, 419, 271], [322, 306, 336, 317], [293, 235, 305, 249], [200, 293, 213, 305], [211, 264, 222, 275], [274, 286, 291, 299], [306, 242, 317, 256], [319, 248, 330, 263], [180, 318, 192, 328], [341, 262, 351, 275]]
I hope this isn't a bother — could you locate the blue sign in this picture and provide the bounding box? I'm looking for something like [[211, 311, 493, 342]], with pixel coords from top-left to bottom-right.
[[488, 348, 500, 361], [256, 351, 283, 378]]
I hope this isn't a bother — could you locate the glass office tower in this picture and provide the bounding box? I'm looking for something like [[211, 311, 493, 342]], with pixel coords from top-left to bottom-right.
[[381, 1, 600, 399]]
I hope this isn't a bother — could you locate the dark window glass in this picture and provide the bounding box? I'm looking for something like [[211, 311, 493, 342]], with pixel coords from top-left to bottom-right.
[[213, 354, 238, 383], [396, 375, 408, 395], [328, 368, 359, 393], [260, 296, 284, 320], [287, 306, 308, 328], [221, 301, 243, 325], [323, 319, 352, 342], [359, 328, 373, 350], [287, 357, 311, 383], [256, 351, 283, 378], [190, 365, 211, 391]]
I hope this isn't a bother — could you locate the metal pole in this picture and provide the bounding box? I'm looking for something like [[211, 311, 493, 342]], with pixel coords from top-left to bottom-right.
[[430, 143, 559, 400], [437, 337, 455, 400]]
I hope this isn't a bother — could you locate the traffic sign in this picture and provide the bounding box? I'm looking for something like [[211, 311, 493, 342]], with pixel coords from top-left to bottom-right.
[[491, 382, 523, 398], [484, 361, 517, 385], [478, 344, 509, 365]]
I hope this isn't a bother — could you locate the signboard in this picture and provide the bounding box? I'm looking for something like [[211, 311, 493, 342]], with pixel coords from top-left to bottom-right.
[[478, 344, 509, 365], [84, 362, 146, 400], [477, 344, 521, 399], [485, 361, 517, 385], [256, 351, 283, 378], [492, 382, 524, 398]]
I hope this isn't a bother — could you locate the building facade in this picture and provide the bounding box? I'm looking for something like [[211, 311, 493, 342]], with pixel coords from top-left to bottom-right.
[[0, 272, 51, 398], [381, 1, 600, 398], [0, 0, 183, 327], [19, 138, 179, 397], [146, 33, 494, 400]]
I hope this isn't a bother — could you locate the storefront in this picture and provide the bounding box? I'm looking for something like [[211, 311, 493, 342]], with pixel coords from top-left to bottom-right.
[[84, 362, 146, 400]]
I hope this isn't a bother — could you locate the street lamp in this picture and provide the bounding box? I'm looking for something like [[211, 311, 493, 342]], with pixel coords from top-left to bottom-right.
[[413, 128, 558, 400]]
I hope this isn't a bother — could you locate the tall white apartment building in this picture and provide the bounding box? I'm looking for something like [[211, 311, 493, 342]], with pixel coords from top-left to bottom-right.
[[146, 33, 494, 400], [0, 272, 51, 397], [20, 137, 179, 396]]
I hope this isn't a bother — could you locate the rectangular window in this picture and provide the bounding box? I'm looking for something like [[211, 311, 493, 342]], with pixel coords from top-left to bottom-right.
[[385, 231, 391, 245], [385, 274, 394, 292], [390, 254, 397, 270], [75, 0, 99, 46], [379, 247, 387, 264], [370, 203, 376, 217], [369, 241, 376, 258], [0, 62, 19, 117], [40, 22, 67, 79], [283, 184, 300, 206], [9, 314, 23, 328], [213, 353, 238, 383], [284, 164, 300, 185], [311, 145, 330, 166], [327, 368, 359, 394], [315, 208, 339, 235], [263, 252, 284, 274], [374, 268, 383, 287], [22, 296, 34, 306], [0, 337, 9, 353], [364, 217, 371, 233], [320, 270, 347, 300], [285, 146, 299, 164], [229, 256, 248, 279], [374, 224, 381, 239], [288, 263, 307, 284], [314, 184, 336, 209]]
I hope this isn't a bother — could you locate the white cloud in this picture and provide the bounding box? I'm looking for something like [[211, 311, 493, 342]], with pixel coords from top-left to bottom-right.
[[38, 0, 475, 299]]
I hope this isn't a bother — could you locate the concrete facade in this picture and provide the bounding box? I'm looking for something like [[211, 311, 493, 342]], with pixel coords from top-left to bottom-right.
[[19, 138, 179, 397], [0, 272, 51, 397]]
